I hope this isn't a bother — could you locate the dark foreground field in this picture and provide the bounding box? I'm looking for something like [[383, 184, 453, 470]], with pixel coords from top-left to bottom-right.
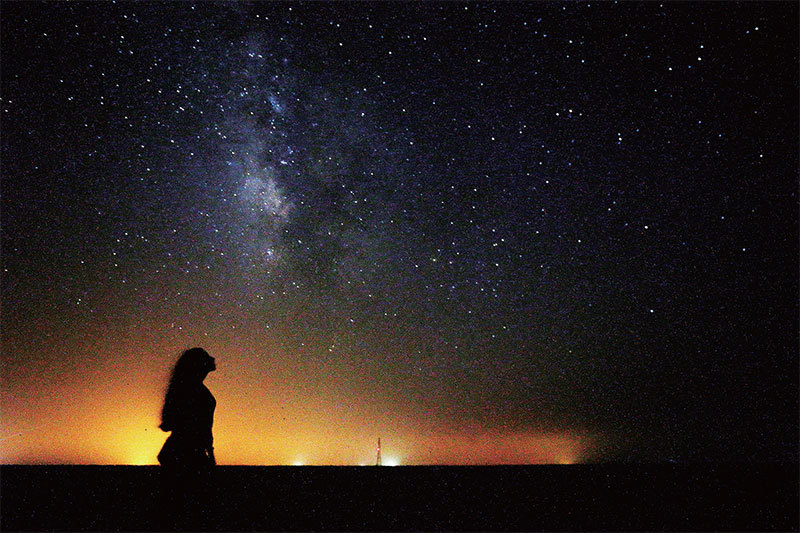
[[2, 464, 797, 531]]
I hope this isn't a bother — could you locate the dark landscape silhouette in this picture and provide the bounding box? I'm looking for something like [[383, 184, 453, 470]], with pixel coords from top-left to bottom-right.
[[2, 463, 797, 531]]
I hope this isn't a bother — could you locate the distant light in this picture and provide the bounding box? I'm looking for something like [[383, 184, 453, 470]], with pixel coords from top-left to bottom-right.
[[292, 460, 304, 466], [384, 457, 400, 467], [127, 452, 156, 466]]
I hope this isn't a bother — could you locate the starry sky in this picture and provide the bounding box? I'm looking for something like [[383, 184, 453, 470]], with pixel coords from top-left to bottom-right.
[[2, 2, 797, 465]]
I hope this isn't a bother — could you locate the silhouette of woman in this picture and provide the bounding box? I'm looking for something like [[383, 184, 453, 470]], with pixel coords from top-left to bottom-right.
[[158, 347, 217, 469]]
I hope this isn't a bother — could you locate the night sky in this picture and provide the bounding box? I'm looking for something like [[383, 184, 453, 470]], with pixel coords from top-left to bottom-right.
[[2, 2, 797, 465]]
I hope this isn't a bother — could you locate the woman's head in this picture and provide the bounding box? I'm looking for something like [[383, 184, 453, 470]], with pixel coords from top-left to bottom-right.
[[173, 347, 216, 381], [160, 348, 215, 431]]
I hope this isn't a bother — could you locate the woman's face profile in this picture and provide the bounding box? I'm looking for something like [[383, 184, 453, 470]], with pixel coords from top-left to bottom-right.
[[207, 356, 216, 372]]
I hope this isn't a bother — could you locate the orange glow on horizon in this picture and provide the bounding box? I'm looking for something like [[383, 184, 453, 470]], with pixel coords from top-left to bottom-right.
[[1, 408, 591, 466], [1, 332, 596, 466]]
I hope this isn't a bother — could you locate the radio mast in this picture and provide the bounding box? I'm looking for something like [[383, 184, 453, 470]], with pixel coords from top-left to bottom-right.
[[376, 437, 382, 466]]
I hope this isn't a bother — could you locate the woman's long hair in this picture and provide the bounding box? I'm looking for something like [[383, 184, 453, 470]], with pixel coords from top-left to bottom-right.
[[160, 348, 211, 431]]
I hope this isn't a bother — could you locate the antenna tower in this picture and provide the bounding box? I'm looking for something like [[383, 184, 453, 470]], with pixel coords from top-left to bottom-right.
[[376, 437, 382, 466]]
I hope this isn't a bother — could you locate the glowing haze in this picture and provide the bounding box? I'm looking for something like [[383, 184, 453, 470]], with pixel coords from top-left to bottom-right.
[[2, 330, 589, 465]]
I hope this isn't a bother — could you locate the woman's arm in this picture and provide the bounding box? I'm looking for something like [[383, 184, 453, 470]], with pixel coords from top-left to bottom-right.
[[208, 446, 216, 465], [205, 427, 215, 465]]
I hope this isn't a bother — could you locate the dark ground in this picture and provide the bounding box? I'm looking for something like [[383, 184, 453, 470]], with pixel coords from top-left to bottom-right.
[[1, 464, 797, 531]]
